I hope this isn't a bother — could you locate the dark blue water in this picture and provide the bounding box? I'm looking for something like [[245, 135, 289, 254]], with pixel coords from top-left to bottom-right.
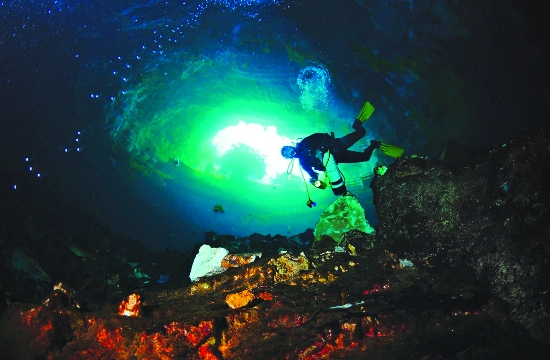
[[2, 0, 547, 251]]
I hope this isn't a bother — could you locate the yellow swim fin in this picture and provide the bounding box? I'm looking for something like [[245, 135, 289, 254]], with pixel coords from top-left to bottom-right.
[[357, 101, 375, 122], [379, 142, 404, 158]]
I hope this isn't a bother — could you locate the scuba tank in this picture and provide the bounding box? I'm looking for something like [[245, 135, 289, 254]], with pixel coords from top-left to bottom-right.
[[322, 151, 346, 195]]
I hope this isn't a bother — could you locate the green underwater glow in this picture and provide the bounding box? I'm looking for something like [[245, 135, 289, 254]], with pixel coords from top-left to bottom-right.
[[104, 49, 381, 236], [211, 121, 291, 184], [108, 51, 337, 183]]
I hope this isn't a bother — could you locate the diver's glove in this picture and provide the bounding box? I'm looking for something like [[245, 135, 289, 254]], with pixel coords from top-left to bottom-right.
[[309, 176, 318, 185]]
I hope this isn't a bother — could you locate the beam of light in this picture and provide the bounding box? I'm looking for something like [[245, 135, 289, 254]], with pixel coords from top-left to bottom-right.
[[211, 121, 301, 184]]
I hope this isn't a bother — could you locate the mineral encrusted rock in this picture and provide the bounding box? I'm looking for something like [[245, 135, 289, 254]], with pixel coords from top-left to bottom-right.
[[314, 192, 376, 245], [371, 130, 550, 344]]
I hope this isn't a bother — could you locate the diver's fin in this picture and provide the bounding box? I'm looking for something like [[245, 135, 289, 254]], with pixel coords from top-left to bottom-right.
[[379, 142, 404, 158], [357, 101, 375, 122]]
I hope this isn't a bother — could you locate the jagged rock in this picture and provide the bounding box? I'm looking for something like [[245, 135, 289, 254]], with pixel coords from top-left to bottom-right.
[[314, 192, 376, 245], [371, 129, 550, 345], [190, 247, 264, 283], [189, 245, 229, 282], [288, 228, 314, 248], [204, 231, 235, 249], [221, 253, 262, 268], [312, 235, 337, 252], [225, 289, 254, 309], [11, 248, 51, 283], [204, 230, 313, 256], [339, 229, 375, 255], [267, 252, 309, 284]]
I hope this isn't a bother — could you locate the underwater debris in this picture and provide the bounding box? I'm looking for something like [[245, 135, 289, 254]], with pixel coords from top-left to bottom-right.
[[157, 274, 170, 283], [213, 204, 224, 213]]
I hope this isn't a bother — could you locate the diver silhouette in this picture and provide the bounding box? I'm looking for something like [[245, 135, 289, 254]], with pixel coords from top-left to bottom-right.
[[281, 101, 403, 196]]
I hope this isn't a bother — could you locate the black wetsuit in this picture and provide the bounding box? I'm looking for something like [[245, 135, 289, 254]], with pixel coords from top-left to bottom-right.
[[295, 121, 377, 181]]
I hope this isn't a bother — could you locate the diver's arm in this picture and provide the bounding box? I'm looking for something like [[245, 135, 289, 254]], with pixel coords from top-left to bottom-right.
[[299, 159, 318, 183], [305, 168, 318, 183], [313, 162, 326, 172], [297, 135, 327, 183]]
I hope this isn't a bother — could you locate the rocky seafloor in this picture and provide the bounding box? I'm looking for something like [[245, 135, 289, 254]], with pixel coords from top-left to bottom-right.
[[1, 129, 549, 359]]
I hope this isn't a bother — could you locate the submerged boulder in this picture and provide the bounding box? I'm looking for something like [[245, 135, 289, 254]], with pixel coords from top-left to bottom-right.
[[189, 245, 229, 282], [371, 129, 550, 344], [313, 191, 376, 245]]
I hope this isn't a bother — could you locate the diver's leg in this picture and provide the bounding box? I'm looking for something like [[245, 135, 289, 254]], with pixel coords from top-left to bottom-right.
[[335, 150, 369, 163], [335, 141, 380, 163], [336, 119, 367, 150]]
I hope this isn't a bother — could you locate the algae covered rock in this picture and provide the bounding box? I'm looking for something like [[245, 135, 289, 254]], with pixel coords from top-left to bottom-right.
[[371, 130, 550, 345], [313, 192, 375, 245]]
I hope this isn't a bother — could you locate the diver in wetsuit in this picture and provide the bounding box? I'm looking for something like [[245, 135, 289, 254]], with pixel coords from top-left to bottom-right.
[[281, 118, 381, 196]]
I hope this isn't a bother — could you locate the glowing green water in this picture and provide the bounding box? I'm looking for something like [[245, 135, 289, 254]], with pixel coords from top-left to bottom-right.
[[106, 48, 381, 237]]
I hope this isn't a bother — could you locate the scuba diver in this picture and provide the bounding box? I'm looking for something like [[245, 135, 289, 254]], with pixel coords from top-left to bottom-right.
[[281, 101, 403, 203]]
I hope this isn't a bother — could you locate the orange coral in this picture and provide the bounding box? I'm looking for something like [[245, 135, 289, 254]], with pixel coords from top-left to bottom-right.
[[258, 291, 273, 301], [225, 289, 254, 309], [163, 320, 214, 347], [118, 294, 141, 317], [199, 339, 219, 360], [96, 324, 125, 353]]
